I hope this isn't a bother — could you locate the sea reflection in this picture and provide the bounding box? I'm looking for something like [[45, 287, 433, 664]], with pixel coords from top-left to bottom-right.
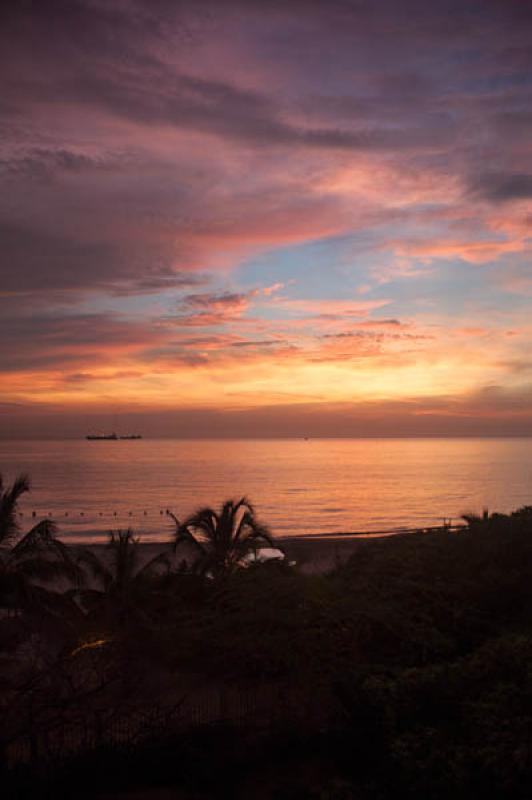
[[0, 437, 531, 542]]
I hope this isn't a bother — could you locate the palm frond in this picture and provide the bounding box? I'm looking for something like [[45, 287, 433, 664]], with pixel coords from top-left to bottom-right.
[[234, 496, 254, 516], [14, 557, 74, 583], [233, 510, 252, 544], [247, 520, 276, 547], [10, 518, 59, 558], [75, 547, 112, 588], [136, 549, 172, 578], [0, 473, 30, 545], [171, 497, 279, 579], [107, 529, 139, 590], [184, 508, 219, 541], [166, 510, 181, 528], [71, 587, 107, 614], [10, 518, 84, 584], [173, 517, 208, 555], [168, 509, 202, 553], [235, 511, 275, 549]]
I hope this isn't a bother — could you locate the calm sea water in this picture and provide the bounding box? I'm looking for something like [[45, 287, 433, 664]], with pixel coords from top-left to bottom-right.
[[1, 438, 531, 542]]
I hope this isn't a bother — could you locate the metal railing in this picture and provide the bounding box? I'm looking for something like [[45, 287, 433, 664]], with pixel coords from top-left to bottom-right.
[[4, 681, 334, 768]]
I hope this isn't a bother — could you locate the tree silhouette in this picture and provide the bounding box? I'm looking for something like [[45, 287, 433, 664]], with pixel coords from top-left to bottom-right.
[[75, 529, 171, 623], [461, 508, 492, 528], [0, 473, 80, 613], [168, 497, 277, 580]]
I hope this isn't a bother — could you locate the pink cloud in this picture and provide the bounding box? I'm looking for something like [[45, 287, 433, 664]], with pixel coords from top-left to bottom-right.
[[274, 298, 391, 317], [261, 282, 285, 295], [387, 237, 526, 264]]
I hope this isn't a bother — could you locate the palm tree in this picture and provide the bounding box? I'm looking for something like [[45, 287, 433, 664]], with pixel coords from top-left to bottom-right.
[[168, 497, 278, 580], [75, 529, 172, 623], [461, 508, 491, 528], [0, 473, 80, 613]]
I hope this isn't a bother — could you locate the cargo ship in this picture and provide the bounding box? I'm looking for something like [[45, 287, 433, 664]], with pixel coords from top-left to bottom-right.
[[86, 433, 142, 440]]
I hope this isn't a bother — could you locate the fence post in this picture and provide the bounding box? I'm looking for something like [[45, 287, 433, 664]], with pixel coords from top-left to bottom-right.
[[95, 711, 103, 745], [219, 685, 227, 721], [28, 696, 38, 765]]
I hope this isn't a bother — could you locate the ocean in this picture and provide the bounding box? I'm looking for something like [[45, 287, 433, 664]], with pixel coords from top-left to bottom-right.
[[1, 438, 531, 542]]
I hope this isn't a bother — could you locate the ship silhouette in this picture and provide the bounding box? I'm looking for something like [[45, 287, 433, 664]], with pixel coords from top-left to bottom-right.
[[85, 433, 142, 440]]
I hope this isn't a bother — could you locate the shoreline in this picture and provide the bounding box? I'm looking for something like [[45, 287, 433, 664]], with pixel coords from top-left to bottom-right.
[[57, 521, 459, 575], [76, 534, 381, 575]]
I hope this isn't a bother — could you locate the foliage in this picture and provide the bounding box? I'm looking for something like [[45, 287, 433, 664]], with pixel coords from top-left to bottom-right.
[[169, 497, 277, 580], [0, 473, 81, 615], [74, 529, 172, 625], [4, 499, 532, 798]]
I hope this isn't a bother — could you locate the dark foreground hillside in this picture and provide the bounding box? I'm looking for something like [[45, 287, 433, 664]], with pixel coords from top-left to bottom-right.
[[3, 507, 532, 799]]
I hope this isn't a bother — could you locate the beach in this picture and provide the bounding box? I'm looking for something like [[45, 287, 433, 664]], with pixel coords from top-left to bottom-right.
[[81, 534, 367, 577]]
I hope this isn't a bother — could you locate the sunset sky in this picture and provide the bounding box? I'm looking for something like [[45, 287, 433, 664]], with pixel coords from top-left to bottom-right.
[[1, 0, 532, 437]]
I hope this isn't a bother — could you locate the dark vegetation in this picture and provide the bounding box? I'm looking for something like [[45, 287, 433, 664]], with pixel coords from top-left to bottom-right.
[[2, 474, 532, 798]]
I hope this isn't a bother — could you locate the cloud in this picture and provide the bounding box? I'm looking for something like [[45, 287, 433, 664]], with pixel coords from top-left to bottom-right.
[[0, 221, 209, 298], [1, 0, 529, 304], [229, 339, 280, 347], [0, 311, 166, 373], [261, 282, 285, 296], [472, 173, 532, 202], [386, 236, 526, 264], [0, 147, 114, 180], [182, 291, 252, 311], [168, 291, 254, 326], [321, 329, 432, 342], [353, 318, 404, 328], [1, 0, 532, 424], [274, 298, 391, 317]]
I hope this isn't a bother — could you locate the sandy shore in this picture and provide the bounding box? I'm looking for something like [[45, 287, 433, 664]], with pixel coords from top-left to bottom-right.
[[81, 534, 367, 576], [280, 536, 368, 573]]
